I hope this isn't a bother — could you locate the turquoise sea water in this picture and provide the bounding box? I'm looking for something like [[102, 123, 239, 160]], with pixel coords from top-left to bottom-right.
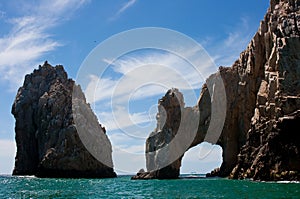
[[0, 175, 299, 198]]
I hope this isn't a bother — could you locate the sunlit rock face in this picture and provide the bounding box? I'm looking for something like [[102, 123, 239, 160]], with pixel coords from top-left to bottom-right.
[[12, 62, 116, 178], [230, 0, 300, 181], [133, 0, 300, 181]]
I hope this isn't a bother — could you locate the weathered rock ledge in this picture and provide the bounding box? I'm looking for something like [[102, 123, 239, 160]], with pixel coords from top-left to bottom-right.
[[12, 62, 116, 178]]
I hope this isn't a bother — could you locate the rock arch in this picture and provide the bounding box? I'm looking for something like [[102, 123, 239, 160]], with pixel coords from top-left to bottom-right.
[[133, 57, 265, 179], [133, 0, 300, 180], [143, 77, 255, 179]]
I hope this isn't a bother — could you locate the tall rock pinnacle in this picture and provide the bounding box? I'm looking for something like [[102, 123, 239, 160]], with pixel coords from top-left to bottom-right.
[[12, 62, 116, 178]]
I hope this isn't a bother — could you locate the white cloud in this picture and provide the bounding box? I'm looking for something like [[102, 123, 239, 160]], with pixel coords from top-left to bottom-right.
[[85, 75, 116, 103], [110, 0, 137, 21], [204, 17, 254, 67], [118, 0, 137, 15], [112, 144, 146, 174], [181, 142, 223, 174], [109, 132, 137, 145], [85, 49, 210, 137], [0, 139, 16, 174], [183, 142, 222, 162], [86, 51, 208, 104], [37, 0, 89, 17], [115, 144, 145, 154], [0, 0, 89, 89], [97, 105, 155, 132]]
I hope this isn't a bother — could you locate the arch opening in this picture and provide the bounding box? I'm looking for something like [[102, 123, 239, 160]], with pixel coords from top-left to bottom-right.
[[180, 142, 223, 176]]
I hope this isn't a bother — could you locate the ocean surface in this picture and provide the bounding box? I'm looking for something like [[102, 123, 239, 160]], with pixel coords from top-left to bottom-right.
[[0, 175, 299, 198]]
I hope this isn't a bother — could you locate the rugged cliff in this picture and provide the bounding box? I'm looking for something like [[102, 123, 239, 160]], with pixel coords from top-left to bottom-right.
[[12, 62, 116, 178], [133, 0, 300, 180], [229, 0, 300, 181]]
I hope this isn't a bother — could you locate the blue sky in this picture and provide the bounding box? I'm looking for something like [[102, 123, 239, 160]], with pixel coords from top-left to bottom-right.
[[0, 0, 269, 174]]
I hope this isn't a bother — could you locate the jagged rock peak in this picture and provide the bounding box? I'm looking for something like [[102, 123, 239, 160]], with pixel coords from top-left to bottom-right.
[[12, 62, 116, 178]]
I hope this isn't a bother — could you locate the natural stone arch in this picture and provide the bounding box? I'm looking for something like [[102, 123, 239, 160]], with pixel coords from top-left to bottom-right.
[[132, 0, 268, 178], [143, 80, 242, 179], [133, 0, 300, 181], [134, 65, 258, 179], [132, 58, 263, 179]]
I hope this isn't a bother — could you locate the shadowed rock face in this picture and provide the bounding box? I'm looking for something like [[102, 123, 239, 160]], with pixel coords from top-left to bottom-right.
[[12, 62, 116, 178], [133, 0, 300, 180]]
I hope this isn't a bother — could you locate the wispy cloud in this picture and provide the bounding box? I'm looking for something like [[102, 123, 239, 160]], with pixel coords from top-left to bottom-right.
[[97, 105, 155, 132], [0, 0, 89, 90], [85, 48, 212, 136], [86, 51, 210, 104], [109, 0, 137, 21], [118, 0, 137, 15], [203, 17, 254, 67]]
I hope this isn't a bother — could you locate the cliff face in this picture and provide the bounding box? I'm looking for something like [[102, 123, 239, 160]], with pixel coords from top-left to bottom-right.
[[230, 0, 300, 181], [134, 0, 300, 180], [12, 62, 116, 178]]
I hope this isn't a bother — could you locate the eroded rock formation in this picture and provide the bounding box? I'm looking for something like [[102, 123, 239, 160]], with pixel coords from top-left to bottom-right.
[[133, 88, 200, 179], [12, 62, 116, 178], [230, 0, 300, 181], [133, 0, 300, 180]]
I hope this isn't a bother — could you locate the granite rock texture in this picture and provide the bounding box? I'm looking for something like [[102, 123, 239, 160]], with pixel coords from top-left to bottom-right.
[[12, 62, 116, 178]]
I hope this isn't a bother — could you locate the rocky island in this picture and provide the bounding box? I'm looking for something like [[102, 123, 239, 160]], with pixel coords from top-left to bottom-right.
[[133, 0, 300, 181], [12, 62, 116, 178]]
